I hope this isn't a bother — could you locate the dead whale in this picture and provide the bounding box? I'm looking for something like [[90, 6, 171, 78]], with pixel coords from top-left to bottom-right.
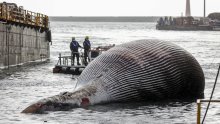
[[22, 39, 205, 113]]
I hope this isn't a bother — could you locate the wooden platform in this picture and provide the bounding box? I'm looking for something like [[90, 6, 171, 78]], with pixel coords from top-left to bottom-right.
[[53, 65, 85, 75]]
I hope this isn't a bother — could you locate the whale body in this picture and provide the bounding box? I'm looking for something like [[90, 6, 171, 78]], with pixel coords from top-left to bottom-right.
[[22, 40, 205, 113]]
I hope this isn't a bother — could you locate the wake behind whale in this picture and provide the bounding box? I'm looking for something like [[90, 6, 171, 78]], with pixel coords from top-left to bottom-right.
[[22, 39, 205, 113]]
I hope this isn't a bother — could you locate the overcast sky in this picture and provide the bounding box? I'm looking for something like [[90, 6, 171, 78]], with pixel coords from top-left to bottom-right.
[[2, 0, 220, 17]]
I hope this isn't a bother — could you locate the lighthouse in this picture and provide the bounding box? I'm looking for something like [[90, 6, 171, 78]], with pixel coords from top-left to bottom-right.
[[185, 0, 191, 17]]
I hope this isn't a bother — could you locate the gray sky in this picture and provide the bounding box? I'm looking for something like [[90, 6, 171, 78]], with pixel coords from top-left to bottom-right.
[[2, 0, 220, 16]]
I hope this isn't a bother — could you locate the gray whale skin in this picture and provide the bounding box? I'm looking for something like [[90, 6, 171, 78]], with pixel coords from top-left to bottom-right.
[[22, 39, 205, 113]]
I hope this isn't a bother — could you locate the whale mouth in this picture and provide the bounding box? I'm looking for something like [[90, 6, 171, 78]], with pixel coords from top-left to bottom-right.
[[21, 101, 77, 114], [21, 102, 45, 114]]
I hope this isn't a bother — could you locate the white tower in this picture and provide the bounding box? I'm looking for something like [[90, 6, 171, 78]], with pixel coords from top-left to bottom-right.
[[204, 0, 206, 17], [185, 0, 191, 17]]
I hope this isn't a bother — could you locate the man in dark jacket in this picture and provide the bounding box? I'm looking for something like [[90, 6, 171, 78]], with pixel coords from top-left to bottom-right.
[[70, 37, 82, 65], [83, 36, 91, 65]]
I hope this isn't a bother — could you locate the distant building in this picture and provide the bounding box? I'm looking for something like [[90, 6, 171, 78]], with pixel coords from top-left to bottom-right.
[[156, 1, 220, 30], [208, 13, 220, 20]]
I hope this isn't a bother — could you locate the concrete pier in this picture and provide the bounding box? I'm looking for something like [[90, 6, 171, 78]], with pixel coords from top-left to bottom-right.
[[0, 23, 50, 68]]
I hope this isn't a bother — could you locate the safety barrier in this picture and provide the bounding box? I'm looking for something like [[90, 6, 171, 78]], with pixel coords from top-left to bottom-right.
[[0, 2, 49, 29], [196, 99, 220, 124]]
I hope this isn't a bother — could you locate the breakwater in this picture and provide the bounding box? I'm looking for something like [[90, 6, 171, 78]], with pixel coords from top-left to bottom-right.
[[0, 2, 51, 68], [0, 23, 50, 68]]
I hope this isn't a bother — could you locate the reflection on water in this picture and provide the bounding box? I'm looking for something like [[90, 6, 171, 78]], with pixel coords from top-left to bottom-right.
[[0, 22, 220, 123]]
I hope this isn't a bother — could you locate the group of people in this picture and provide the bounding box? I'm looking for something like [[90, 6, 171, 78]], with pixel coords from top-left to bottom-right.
[[70, 36, 91, 66]]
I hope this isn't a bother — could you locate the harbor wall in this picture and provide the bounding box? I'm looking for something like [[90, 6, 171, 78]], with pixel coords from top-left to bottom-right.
[[156, 25, 213, 31], [0, 23, 50, 68]]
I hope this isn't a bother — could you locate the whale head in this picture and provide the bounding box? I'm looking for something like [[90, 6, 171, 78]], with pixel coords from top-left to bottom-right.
[[21, 79, 107, 114], [21, 94, 82, 114]]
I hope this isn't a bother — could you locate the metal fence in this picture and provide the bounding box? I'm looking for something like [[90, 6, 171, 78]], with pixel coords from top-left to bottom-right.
[[0, 3, 49, 29]]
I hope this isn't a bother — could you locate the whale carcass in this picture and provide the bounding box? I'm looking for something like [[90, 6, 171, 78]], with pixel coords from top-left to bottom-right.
[[22, 39, 205, 113]]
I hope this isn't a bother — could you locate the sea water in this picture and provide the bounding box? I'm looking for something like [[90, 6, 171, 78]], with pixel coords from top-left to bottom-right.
[[0, 21, 220, 124]]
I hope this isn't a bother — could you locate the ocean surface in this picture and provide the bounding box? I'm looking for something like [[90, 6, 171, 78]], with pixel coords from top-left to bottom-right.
[[0, 21, 220, 124]]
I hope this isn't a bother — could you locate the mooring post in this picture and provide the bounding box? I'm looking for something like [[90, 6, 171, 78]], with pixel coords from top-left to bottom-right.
[[197, 99, 201, 124]]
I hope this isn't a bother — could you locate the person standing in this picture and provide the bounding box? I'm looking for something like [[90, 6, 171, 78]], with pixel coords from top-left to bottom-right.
[[83, 36, 91, 65], [70, 37, 82, 65]]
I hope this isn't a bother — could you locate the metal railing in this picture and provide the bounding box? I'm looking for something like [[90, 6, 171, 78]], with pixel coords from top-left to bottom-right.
[[57, 53, 73, 67], [56, 52, 86, 67], [0, 3, 49, 29], [197, 99, 220, 124], [55, 45, 115, 67]]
